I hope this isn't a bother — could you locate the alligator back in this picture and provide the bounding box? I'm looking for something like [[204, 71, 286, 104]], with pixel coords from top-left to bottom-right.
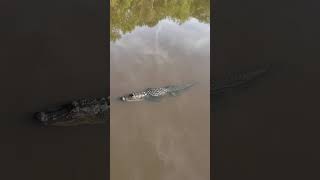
[[145, 87, 169, 97]]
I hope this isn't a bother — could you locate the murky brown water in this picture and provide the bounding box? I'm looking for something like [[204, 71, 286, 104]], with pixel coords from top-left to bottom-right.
[[110, 1, 210, 179]]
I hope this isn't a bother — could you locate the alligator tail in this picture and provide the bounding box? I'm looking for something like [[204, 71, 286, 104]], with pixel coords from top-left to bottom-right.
[[212, 65, 270, 94], [166, 82, 198, 92]]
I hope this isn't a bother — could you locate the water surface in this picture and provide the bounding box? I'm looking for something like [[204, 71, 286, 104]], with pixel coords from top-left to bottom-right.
[[110, 1, 210, 179]]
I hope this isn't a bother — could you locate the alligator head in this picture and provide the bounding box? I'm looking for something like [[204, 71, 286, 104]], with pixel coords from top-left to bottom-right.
[[120, 91, 147, 102]]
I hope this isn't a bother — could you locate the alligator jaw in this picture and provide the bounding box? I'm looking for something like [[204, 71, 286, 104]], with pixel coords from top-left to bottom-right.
[[120, 96, 145, 102], [119, 91, 148, 102]]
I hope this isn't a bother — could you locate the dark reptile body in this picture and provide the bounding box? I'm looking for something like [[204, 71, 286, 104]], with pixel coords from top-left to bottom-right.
[[35, 66, 269, 127], [34, 97, 109, 127]]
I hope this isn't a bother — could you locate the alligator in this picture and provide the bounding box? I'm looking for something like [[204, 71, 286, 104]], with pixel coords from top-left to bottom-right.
[[34, 83, 196, 127], [34, 65, 270, 127], [119, 82, 197, 102]]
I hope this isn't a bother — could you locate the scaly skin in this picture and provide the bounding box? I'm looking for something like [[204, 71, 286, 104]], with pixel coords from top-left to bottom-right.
[[34, 97, 109, 127], [119, 82, 197, 102]]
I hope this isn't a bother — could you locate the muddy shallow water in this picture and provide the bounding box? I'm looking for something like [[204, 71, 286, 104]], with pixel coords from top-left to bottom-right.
[[110, 5, 210, 180]]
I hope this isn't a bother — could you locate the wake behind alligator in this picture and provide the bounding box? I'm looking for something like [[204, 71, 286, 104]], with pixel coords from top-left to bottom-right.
[[34, 66, 270, 127]]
